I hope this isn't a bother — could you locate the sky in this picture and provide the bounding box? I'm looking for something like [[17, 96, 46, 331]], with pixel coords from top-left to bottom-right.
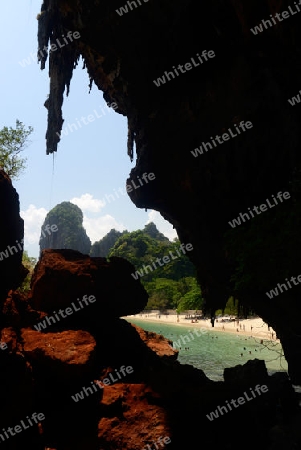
[[0, 0, 177, 258]]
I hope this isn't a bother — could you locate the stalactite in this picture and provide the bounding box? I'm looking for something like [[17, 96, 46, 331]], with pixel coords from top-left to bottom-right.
[[37, 0, 80, 154], [37, 0, 53, 70], [127, 118, 135, 162]]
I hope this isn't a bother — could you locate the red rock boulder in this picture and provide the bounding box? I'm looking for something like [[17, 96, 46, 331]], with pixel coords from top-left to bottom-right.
[[28, 249, 148, 329]]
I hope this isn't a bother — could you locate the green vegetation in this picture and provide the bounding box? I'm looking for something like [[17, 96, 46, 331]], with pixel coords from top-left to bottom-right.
[[90, 224, 169, 257], [215, 297, 239, 317], [0, 120, 33, 180], [108, 228, 195, 280], [107, 224, 203, 311], [176, 277, 203, 312], [18, 251, 37, 294], [143, 222, 169, 242], [90, 229, 126, 257], [145, 276, 202, 312], [39, 201, 91, 254]]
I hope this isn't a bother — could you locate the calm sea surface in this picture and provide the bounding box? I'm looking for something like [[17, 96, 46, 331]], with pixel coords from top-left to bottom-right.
[[126, 318, 288, 381]]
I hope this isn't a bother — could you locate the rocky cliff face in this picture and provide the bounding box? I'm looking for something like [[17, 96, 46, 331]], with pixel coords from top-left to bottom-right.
[[37, 0, 301, 384], [0, 170, 26, 308], [28, 249, 149, 324], [39, 201, 91, 255]]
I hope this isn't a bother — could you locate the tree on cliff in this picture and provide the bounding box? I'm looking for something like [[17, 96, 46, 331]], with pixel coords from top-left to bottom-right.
[[108, 230, 196, 282], [90, 223, 167, 257], [143, 222, 169, 242], [176, 277, 203, 312], [0, 120, 33, 180], [39, 201, 91, 255], [90, 229, 126, 257]]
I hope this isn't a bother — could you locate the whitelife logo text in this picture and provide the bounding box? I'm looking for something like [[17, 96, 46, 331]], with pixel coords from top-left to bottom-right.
[[228, 191, 291, 228], [0, 412, 45, 444], [131, 243, 193, 280], [250, 1, 301, 35], [206, 384, 269, 421], [172, 327, 207, 349], [71, 366, 134, 402], [19, 31, 81, 68], [34, 295, 96, 331], [142, 436, 171, 450], [93, 173, 156, 209], [116, 0, 150, 16], [191, 121, 253, 158], [266, 273, 301, 299], [288, 89, 301, 106], [0, 239, 23, 261], [153, 51, 215, 87], [56, 102, 118, 138]]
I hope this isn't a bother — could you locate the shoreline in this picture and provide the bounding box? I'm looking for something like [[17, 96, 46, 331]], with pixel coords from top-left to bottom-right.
[[124, 314, 279, 341]]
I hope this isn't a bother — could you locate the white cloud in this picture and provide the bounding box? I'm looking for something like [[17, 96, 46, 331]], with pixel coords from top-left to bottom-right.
[[70, 193, 105, 213], [83, 214, 126, 244], [20, 204, 48, 246], [146, 210, 178, 241]]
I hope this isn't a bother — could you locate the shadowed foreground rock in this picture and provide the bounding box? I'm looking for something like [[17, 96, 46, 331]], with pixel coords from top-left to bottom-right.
[[0, 170, 26, 309], [28, 249, 148, 324], [0, 246, 300, 448], [2, 316, 301, 449]]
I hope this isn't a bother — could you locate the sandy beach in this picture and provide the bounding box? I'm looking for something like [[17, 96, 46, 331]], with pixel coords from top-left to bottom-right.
[[124, 313, 279, 341]]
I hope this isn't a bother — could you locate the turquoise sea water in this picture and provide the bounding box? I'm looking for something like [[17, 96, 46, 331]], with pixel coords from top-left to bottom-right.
[[126, 318, 288, 381]]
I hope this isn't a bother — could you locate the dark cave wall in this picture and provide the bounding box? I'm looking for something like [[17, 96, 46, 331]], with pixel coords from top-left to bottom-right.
[[38, 0, 301, 382], [0, 170, 25, 307]]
